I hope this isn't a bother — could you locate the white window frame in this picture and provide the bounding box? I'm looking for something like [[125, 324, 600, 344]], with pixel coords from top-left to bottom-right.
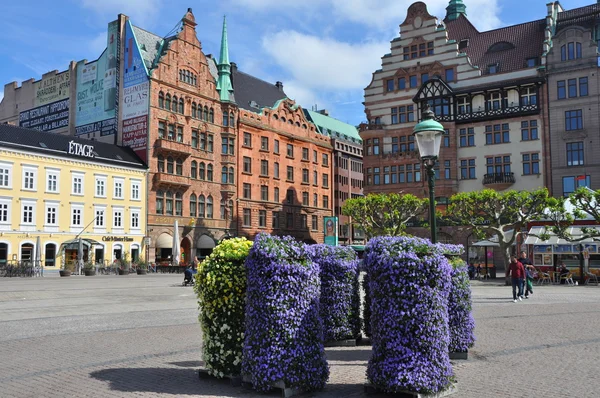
[[44, 201, 59, 230], [95, 175, 107, 198], [131, 180, 141, 201], [22, 165, 38, 191], [45, 167, 60, 194], [94, 205, 107, 233], [0, 161, 14, 189], [71, 172, 84, 196], [130, 209, 141, 231], [0, 197, 11, 230], [114, 178, 124, 200], [20, 199, 37, 231], [70, 204, 84, 229], [113, 207, 124, 232]]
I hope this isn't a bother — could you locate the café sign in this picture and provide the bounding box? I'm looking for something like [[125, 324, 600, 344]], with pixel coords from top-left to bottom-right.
[[68, 140, 95, 158], [102, 236, 134, 242]]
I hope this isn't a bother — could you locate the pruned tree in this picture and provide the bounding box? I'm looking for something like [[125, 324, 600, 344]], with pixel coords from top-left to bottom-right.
[[447, 188, 550, 283], [342, 193, 428, 238], [546, 187, 600, 242]]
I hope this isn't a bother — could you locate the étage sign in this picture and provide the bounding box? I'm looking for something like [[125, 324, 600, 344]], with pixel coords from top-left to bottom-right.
[[68, 140, 95, 158]]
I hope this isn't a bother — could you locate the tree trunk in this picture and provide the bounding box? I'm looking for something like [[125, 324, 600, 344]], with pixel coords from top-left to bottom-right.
[[499, 244, 512, 286]]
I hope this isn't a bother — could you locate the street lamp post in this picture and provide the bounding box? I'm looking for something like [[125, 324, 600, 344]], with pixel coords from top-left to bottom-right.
[[413, 105, 445, 244]]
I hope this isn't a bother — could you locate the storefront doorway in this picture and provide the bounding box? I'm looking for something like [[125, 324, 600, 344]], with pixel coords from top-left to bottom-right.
[[0, 243, 7, 266], [45, 244, 56, 267], [20, 243, 33, 262], [113, 244, 122, 263], [95, 247, 104, 265]]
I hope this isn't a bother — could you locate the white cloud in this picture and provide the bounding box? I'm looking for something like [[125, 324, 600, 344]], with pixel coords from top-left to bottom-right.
[[281, 80, 328, 112], [262, 31, 388, 91], [80, 0, 162, 25]]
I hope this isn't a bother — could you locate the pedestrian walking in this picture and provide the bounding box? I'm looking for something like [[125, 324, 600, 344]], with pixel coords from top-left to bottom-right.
[[518, 251, 535, 298], [506, 255, 525, 302]]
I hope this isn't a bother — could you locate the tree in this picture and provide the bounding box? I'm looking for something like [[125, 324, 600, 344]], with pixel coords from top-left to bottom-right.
[[342, 193, 428, 238], [447, 188, 550, 283], [546, 187, 600, 242]]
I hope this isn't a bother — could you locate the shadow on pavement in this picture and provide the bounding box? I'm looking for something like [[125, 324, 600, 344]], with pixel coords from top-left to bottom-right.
[[325, 347, 371, 362], [169, 360, 203, 368]]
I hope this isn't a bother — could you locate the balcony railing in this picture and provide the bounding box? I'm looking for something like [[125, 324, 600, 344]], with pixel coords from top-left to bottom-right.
[[455, 104, 539, 124], [153, 172, 191, 189], [483, 172, 515, 189], [155, 138, 191, 157]]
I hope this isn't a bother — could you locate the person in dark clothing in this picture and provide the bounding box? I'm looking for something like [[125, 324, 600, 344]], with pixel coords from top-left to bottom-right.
[[559, 263, 569, 284], [518, 251, 535, 298], [506, 255, 525, 302], [467, 264, 475, 279]]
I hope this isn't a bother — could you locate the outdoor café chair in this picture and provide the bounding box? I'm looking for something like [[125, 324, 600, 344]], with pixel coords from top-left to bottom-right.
[[585, 272, 599, 286], [537, 271, 551, 285], [560, 273, 575, 286]]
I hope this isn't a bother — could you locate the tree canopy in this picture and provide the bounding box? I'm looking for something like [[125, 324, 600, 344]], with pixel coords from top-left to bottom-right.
[[342, 193, 428, 238], [546, 187, 600, 242]]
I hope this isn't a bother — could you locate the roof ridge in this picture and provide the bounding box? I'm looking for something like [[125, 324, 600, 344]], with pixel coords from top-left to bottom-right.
[[234, 68, 281, 88]]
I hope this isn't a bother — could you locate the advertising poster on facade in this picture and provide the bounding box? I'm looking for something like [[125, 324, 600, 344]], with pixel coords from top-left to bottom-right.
[[75, 20, 119, 137], [324, 216, 339, 246], [121, 21, 149, 162], [19, 70, 70, 132]]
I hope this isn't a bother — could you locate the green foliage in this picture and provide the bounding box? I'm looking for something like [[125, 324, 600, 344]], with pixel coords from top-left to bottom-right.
[[341, 193, 428, 238], [547, 187, 600, 242]]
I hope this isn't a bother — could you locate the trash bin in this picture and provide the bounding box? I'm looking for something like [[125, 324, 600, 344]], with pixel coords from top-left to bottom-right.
[[489, 267, 497, 279]]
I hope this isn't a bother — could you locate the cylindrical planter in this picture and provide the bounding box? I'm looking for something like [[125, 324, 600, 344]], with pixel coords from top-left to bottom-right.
[[365, 236, 453, 394], [136, 269, 147, 275], [84, 269, 96, 276], [242, 234, 329, 393], [118, 269, 126, 275], [59, 270, 71, 277]]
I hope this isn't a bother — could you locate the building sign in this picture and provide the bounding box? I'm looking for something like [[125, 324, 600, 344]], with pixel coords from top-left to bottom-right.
[[121, 21, 149, 162], [68, 140, 95, 158], [34, 71, 70, 107], [324, 216, 338, 246], [75, 20, 120, 137], [19, 98, 69, 132], [102, 236, 134, 242]]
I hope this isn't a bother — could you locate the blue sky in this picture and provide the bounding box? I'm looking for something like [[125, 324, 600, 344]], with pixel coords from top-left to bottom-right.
[[0, 0, 593, 126]]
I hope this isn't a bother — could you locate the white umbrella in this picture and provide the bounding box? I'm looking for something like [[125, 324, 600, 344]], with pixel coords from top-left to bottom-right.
[[172, 220, 180, 267], [35, 236, 42, 276], [77, 238, 84, 275]]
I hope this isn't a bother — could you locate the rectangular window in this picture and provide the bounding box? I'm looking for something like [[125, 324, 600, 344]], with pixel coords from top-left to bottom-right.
[[168, 124, 175, 140], [191, 129, 198, 148], [221, 137, 229, 154], [243, 132, 252, 147], [274, 162, 280, 179], [313, 150, 318, 163], [312, 215, 318, 231], [421, 73, 429, 83], [23, 204, 34, 224], [443, 129, 450, 147], [323, 173, 329, 188], [243, 183, 251, 199], [521, 87, 537, 106], [274, 187, 280, 203], [208, 134, 214, 152], [486, 156, 511, 175], [95, 209, 104, 227], [302, 147, 309, 160], [522, 153, 540, 175], [72, 175, 83, 195], [96, 178, 106, 197], [287, 144, 294, 158], [158, 121, 166, 138], [243, 208, 251, 226], [322, 154, 328, 167], [445, 68, 454, 82], [398, 77, 406, 89], [323, 195, 329, 209], [459, 127, 475, 147], [300, 214, 307, 229], [261, 185, 269, 201], [521, 120, 538, 141], [199, 133, 206, 150], [131, 182, 140, 200], [261, 137, 269, 150], [313, 193, 318, 207], [286, 189, 294, 204], [313, 170, 318, 185], [562, 175, 590, 197], [409, 75, 417, 88], [0, 202, 9, 223], [274, 139, 280, 154], [260, 160, 269, 176], [272, 211, 280, 228], [286, 212, 294, 229], [302, 169, 309, 183], [398, 105, 414, 123], [568, 78, 577, 98], [71, 207, 82, 226], [566, 142, 584, 166], [373, 138, 380, 155], [444, 160, 451, 179], [302, 192, 309, 206], [386, 79, 394, 92], [113, 211, 122, 228], [457, 97, 470, 114], [258, 210, 266, 228], [287, 166, 294, 181], [23, 169, 36, 190], [579, 77, 588, 96], [131, 212, 139, 229], [46, 206, 57, 225], [565, 110, 583, 131], [460, 159, 476, 180], [557, 80, 566, 99], [526, 58, 537, 67], [114, 180, 123, 199], [176, 126, 183, 143], [391, 107, 398, 124], [243, 157, 252, 174], [485, 123, 510, 144]]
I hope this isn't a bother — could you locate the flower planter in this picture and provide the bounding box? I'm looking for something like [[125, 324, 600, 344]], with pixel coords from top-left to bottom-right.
[[118, 269, 126, 275], [449, 351, 468, 360], [59, 270, 71, 277], [364, 381, 457, 398], [84, 269, 96, 276], [136, 269, 147, 275]]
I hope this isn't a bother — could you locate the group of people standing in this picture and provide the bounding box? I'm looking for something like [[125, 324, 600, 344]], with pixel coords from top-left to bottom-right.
[[506, 251, 536, 302]]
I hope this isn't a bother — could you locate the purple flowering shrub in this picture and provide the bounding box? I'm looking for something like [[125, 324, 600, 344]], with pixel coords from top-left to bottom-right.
[[242, 234, 329, 392], [365, 236, 453, 394], [446, 254, 475, 353], [310, 245, 360, 342], [362, 272, 372, 338]]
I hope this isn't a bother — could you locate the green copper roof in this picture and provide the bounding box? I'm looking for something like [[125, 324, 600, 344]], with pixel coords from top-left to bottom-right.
[[413, 118, 444, 134], [304, 109, 362, 143], [216, 16, 233, 102], [446, 0, 467, 21]]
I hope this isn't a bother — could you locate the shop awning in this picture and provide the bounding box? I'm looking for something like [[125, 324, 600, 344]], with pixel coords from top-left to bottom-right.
[[197, 234, 216, 249], [59, 238, 102, 251], [524, 226, 600, 245], [155, 233, 173, 249]]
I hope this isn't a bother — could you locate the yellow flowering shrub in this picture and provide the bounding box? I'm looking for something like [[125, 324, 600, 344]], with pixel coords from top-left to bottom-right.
[[194, 237, 253, 377]]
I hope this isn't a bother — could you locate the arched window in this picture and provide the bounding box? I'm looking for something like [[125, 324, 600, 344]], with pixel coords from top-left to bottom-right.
[[223, 111, 229, 126], [191, 102, 197, 118], [175, 192, 183, 216], [176, 159, 183, 175], [191, 161, 197, 179], [172, 96, 178, 112], [207, 164, 213, 181], [229, 167, 234, 184], [178, 97, 184, 114], [206, 196, 213, 218], [199, 162, 205, 180], [198, 195, 205, 218], [220, 200, 226, 219], [157, 155, 165, 173], [158, 91, 164, 108], [221, 166, 228, 183], [209, 108, 214, 123], [190, 194, 197, 217], [165, 191, 173, 215], [179, 70, 184, 81], [203, 106, 209, 121], [165, 94, 171, 110], [156, 190, 164, 214], [229, 112, 234, 126], [193, 75, 197, 86], [167, 156, 174, 174]]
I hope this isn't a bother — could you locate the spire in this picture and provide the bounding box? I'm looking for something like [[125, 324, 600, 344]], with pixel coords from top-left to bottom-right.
[[445, 0, 467, 21], [216, 16, 234, 102]]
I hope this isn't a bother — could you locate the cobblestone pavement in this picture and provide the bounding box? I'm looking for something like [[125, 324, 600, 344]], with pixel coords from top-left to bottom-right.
[[1, 275, 599, 398]]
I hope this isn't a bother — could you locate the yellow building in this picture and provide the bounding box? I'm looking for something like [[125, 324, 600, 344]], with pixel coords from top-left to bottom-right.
[[0, 124, 148, 270]]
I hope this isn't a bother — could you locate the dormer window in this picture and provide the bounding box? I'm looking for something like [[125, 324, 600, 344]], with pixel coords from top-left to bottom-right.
[[526, 57, 538, 67], [459, 39, 469, 51], [488, 63, 499, 74]]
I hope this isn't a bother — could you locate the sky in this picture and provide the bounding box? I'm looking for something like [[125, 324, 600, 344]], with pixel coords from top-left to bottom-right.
[[0, 0, 594, 127]]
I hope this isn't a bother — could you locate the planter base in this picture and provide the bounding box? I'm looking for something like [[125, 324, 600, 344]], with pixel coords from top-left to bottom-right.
[[198, 368, 241, 387], [59, 270, 72, 277], [136, 269, 148, 275], [84, 270, 96, 276], [242, 374, 308, 398], [449, 351, 468, 360], [364, 381, 457, 398], [325, 339, 357, 347]]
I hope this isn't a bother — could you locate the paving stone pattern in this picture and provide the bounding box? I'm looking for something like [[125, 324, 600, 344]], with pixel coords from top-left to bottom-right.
[[0, 275, 599, 397]]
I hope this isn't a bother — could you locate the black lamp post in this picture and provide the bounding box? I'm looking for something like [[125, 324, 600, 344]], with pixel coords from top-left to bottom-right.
[[413, 105, 444, 244]]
